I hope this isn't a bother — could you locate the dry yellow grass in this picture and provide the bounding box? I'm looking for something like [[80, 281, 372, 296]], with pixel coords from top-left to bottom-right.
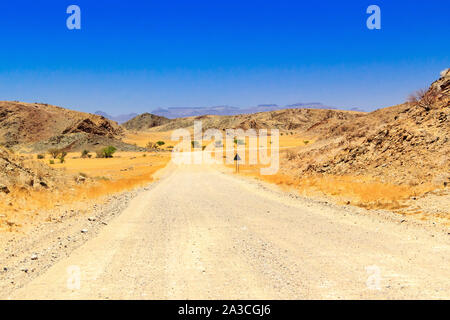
[[224, 136, 442, 213], [123, 130, 178, 149], [0, 151, 170, 232], [233, 163, 440, 210]]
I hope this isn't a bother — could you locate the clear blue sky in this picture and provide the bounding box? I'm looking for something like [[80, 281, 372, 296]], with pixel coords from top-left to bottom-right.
[[0, 0, 448, 114]]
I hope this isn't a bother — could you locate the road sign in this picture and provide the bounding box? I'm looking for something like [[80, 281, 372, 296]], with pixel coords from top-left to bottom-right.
[[234, 153, 241, 173]]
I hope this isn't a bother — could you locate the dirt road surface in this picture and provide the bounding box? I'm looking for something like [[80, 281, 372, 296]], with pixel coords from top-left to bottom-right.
[[7, 164, 450, 299]]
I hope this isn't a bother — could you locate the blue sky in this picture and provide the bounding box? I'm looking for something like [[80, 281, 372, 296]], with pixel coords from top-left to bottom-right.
[[0, 0, 448, 114]]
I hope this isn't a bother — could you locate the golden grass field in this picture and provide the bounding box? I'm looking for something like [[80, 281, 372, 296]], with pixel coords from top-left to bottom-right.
[[125, 130, 442, 215], [221, 133, 446, 219], [0, 150, 170, 232], [1, 129, 447, 232], [123, 131, 178, 149]]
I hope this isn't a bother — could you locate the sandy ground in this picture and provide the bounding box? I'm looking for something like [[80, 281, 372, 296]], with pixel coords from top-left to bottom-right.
[[3, 163, 450, 299]]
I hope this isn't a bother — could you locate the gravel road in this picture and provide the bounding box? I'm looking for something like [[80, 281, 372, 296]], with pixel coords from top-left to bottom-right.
[[5, 164, 450, 299]]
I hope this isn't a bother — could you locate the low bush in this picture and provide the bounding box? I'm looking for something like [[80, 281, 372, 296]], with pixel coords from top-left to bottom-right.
[[146, 142, 158, 150], [96, 146, 117, 158], [48, 148, 62, 159], [81, 150, 90, 158]]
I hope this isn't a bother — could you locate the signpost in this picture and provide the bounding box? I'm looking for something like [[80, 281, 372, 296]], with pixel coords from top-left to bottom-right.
[[234, 153, 241, 173]]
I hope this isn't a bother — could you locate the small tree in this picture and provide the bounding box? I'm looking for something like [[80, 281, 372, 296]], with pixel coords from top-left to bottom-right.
[[37, 154, 45, 159], [59, 151, 67, 163], [96, 146, 116, 158], [146, 141, 158, 150], [156, 141, 165, 147], [103, 146, 117, 158], [407, 88, 437, 111], [48, 148, 61, 159]]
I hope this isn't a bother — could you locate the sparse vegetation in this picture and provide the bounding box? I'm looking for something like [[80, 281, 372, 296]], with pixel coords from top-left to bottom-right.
[[37, 154, 45, 159], [48, 148, 62, 159], [96, 146, 117, 158], [81, 150, 90, 158], [407, 88, 438, 111], [285, 150, 297, 161], [146, 141, 158, 150], [95, 176, 110, 181], [59, 151, 67, 163]]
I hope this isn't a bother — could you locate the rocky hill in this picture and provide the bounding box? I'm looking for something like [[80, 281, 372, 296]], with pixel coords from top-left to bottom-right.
[[122, 113, 170, 131], [284, 69, 450, 187], [0, 146, 67, 195], [131, 108, 364, 133], [0, 102, 141, 152]]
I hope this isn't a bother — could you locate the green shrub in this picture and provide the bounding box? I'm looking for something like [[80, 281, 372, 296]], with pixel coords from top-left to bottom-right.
[[81, 150, 90, 158], [37, 154, 45, 159], [49, 160, 55, 165], [96, 146, 117, 158], [303, 140, 310, 145], [156, 141, 165, 146], [104, 146, 116, 158], [59, 151, 67, 163]]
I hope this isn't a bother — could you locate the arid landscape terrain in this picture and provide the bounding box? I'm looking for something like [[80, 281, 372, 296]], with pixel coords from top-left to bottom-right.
[[0, 70, 449, 299]]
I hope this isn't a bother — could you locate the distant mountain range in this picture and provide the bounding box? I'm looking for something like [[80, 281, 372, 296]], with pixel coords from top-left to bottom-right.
[[95, 103, 365, 121], [94, 111, 139, 124], [151, 103, 335, 118]]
